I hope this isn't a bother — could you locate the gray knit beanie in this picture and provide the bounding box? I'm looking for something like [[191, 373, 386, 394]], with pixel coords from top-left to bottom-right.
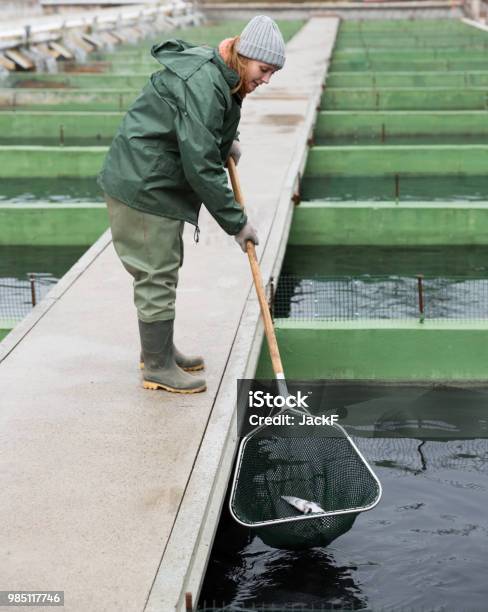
[[236, 15, 286, 70]]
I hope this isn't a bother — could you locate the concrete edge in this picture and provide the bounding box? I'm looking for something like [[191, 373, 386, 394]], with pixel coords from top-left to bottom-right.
[[0, 203, 106, 209], [297, 201, 488, 209], [143, 17, 340, 612], [0, 111, 125, 116], [274, 319, 488, 329], [462, 17, 488, 32], [319, 111, 488, 115], [0, 228, 112, 363], [203, 1, 462, 8]]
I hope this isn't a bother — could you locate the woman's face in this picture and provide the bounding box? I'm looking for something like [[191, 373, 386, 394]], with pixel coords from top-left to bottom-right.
[[243, 60, 277, 94]]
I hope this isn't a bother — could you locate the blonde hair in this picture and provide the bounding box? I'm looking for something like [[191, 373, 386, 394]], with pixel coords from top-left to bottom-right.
[[224, 36, 250, 98]]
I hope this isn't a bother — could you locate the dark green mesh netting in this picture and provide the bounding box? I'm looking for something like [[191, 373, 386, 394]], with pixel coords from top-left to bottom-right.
[[230, 412, 382, 549]]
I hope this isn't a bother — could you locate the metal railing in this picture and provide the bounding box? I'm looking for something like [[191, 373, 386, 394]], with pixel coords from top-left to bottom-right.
[[272, 274, 488, 322], [0, 273, 57, 324]]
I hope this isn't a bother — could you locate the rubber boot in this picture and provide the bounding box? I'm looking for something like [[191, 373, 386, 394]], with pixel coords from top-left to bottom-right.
[[139, 347, 204, 372], [139, 320, 206, 394]]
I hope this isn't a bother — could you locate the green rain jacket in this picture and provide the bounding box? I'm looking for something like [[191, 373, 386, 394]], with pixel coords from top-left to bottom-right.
[[97, 39, 247, 236]]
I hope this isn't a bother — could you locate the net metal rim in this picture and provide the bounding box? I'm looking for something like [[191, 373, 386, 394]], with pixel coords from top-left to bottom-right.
[[229, 422, 383, 529]]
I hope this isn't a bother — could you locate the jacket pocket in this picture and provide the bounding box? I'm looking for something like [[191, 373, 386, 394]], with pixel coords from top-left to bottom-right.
[[155, 153, 185, 181], [133, 145, 187, 204]]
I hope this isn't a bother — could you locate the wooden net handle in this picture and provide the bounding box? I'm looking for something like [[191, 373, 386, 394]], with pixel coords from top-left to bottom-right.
[[227, 157, 285, 379]]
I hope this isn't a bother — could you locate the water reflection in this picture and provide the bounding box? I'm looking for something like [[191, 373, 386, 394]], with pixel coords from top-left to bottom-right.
[[200, 515, 367, 610], [301, 175, 488, 202], [0, 178, 102, 203], [274, 275, 488, 321]]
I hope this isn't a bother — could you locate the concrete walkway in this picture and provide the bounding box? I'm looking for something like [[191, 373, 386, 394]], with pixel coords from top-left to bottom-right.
[[0, 18, 337, 612]]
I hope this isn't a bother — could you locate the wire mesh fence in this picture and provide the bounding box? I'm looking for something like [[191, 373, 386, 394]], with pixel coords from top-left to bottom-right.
[[0, 274, 58, 324], [197, 606, 362, 611], [197, 604, 434, 611], [273, 274, 488, 322]]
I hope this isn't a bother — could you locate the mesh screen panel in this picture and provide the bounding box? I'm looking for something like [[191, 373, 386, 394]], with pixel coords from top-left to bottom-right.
[[273, 275, 488, 321], [0, 274, 57, 322]]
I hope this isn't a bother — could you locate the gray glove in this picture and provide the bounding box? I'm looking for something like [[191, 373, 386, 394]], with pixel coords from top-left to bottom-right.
[[229, 140, 242, 166], [234, 221, 259, 253]]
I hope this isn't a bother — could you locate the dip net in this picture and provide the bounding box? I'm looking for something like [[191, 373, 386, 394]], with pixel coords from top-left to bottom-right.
[[229, 410, 382, 549]]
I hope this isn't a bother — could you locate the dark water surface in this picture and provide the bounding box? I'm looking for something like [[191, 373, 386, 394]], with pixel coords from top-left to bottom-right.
[[199, 384, 488, 611], [282, 246, 488, 278], [301, 175, 488, 202], [274, 275, 488, 321], [315, 136, 488, 146], [0, 178, 102, 203], [0, 245, 87, 279], [0, 137, 114, 146]]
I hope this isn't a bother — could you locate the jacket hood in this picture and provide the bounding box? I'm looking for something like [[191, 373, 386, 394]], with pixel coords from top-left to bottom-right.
[[151, 38, 239, 88]]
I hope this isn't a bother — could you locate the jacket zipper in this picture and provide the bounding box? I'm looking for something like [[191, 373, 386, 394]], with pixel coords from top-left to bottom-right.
[[193, 225, 200, 243]]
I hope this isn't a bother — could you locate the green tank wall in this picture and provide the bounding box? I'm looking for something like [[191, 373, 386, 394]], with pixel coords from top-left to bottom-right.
[[0, 111, 123, 143], [0, 204, 108, 246], [321, 88, 488, 111], [327, 71, 488, 88], [289, 203, 488, 246], [256, 321, 488, 381], [305, 145, 488, 176], [316, 110, 488, 138]]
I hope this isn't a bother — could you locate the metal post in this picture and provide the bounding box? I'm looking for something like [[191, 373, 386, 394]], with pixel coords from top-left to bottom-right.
[[395, 174, 400, 201], [417, 274, 424, 323], [184, 592, 193, 612], [268, 276, 275, 322], [29, 274, 36, 307], [24, 25, 31, 49], [292, 172, 301, 206]]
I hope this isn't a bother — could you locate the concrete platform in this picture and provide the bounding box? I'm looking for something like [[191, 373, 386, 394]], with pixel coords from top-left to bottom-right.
[[0, 18, 337, 612]]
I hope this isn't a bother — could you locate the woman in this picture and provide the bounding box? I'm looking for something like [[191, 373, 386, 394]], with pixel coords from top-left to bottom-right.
[[98, 16, 286, 394]]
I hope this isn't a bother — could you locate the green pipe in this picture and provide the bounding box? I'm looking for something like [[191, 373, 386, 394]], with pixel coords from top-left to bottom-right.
[[321, 88, 488, 111], [332, 49, 488, 62], [330, 60, 488, 72], [334, 42, 488, 52], [0, 111, 123, 142], [335, 37, 487, 50], [340, 19, 472, 31], [8, 73, 150, 90], [327, 72, 488, 88], [305, 144, 488, 176], [0, 88, 138, 111], [64, 60, 158, 71], [256, 321, 488, 381], [289, 202, 488, 246], [281, 245, 488, 278], [0, 204, 108, 245], [315, 110, 488, 138]]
